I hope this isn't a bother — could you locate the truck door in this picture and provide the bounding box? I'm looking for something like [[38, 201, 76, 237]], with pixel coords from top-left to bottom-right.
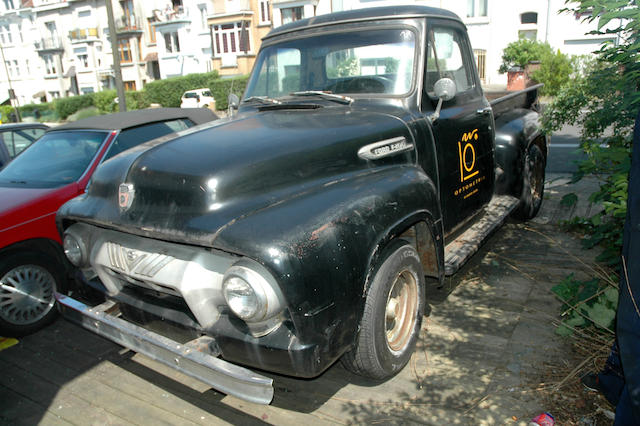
[[422, 19, 494, 234]]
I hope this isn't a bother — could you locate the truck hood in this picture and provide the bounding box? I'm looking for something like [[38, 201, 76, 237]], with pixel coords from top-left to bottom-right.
[[59, 107, 414, 246]]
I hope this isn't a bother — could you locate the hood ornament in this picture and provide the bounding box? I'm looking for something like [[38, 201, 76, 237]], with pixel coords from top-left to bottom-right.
[[119, 183, 135, 211]]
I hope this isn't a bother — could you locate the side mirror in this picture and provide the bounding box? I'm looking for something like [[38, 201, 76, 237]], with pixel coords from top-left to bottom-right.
[[196, 95, 201, 102], [434, 78, 456, 101], [228, 94, 239, 117], [431, 78, 457, 123]]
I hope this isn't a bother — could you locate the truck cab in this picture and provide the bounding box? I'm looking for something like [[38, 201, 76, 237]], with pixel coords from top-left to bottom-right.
[[55, 6, 547, 405]]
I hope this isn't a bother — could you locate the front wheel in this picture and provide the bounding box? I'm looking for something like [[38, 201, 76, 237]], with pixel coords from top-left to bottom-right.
[[0, 252, 62, 337], [342, 241, 426, 379], [513, 143, 546, 220]]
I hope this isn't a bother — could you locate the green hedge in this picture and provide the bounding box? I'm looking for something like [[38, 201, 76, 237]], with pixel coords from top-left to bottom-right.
[[210, 76, 249, 110], [144, 71, 220, 107], [9, 71, 250, 123], [54, 94, 95, 120]]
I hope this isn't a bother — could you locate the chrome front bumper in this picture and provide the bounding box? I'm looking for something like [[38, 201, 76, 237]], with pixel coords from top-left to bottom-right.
[[55, 293, 274, 405]]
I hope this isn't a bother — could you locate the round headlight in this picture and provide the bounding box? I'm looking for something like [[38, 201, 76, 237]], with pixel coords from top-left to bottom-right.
[[63, 233, 83, 266], [223, 276, 260, 320]]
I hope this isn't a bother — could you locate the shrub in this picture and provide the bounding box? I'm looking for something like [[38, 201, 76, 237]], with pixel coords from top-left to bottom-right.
[[499, 38, 553, 73], [531, 50, 574, 96], [54, 94, 95, 120], [209, 76, 250, 110], [93, 90, 118, 114], [68, 106, 102, 121], [0, 105, 14, 122], [125, 90, 150, 110], [499, 38, 573, 96]]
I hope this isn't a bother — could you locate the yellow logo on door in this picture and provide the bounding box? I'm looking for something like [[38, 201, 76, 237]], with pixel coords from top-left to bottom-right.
[[458, 129, 479, 182]]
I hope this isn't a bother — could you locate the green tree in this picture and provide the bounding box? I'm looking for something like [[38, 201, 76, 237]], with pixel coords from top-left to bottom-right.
[[542, 0, 639, 334], [498, 38, 553, 73], [499, 38, 573, 95]]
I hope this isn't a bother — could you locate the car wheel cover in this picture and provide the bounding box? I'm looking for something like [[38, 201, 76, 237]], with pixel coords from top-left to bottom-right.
[[385, 269, 418, 353], [0, 264, 56, 325]]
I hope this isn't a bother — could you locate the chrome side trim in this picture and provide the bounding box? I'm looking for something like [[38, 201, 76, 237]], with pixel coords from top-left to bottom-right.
[[56, 293, 274, 405], [358, 136, 413, 160]]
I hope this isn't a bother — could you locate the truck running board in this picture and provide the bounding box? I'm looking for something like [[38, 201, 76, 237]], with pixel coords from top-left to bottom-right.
[[444, 195, 519, 275], [55, 293, 274, 405]]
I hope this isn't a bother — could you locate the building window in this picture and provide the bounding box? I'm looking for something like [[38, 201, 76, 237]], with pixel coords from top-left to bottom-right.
[[0, 24, 12, 44], [259, 0, 271, 25], [25, 59, 30, 74], [78, 54, 89, 68], [120, 0, 136, 29], [212, 22, 250, 56], [4, 60, 20, 78], [198, 4, 208, 29], [473, 49, 486, 84], [119, 39, 132, 62], [80, 87, 95, 94], [521, 12, 538, 24], [467, 0, 488, 17], [281, 7, 303, 25], [518, 29, 537, 40], [164, 31, 180, 53], [43, 54, 57, 75], [124, 80, 137, 91], [147, 18, 157, 43]]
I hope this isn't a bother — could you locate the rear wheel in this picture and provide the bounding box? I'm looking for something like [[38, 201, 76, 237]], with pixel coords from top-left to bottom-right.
[[342, 241, 425, 379], [0, 252, 62, 337], [514, 143, 546, 220]]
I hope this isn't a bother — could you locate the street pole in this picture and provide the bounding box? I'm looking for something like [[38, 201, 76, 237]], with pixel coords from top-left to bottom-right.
[[0, 43, 21, 122], [105, 0, 126, 112]]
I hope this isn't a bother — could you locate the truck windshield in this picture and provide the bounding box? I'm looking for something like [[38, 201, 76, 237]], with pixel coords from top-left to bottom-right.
[[244, 28, 416, 99]]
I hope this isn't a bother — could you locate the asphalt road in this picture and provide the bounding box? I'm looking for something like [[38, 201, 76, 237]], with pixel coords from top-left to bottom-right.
[[546, 123, 587, 174]]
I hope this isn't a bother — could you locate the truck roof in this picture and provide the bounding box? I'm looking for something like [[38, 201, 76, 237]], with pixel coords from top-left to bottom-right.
[[264, 5, 461, 40]]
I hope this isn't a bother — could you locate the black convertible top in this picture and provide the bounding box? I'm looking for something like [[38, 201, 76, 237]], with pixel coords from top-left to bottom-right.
[[265, 5, 461, 40], [52, 108, 216, 132]]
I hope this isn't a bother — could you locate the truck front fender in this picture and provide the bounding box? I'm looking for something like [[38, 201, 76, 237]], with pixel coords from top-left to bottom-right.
[[213, 165, 442, 362]]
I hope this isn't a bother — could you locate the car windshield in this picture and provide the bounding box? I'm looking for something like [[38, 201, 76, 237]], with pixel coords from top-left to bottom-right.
[[244, 28, 416, 100], [0, 130, 108, 187], [202, 90, 212, 97]]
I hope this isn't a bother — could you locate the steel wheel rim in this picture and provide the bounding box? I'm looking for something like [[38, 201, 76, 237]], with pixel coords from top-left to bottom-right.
[[385, 269, 419, 353], [0, 264, 56, 325]]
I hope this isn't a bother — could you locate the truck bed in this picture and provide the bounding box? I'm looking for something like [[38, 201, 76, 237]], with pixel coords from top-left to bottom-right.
[[485, 83, 543, 118]]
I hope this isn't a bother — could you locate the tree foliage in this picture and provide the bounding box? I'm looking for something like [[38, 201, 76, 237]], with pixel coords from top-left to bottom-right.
[[542, 0, 639, 334], [499, 38, 554, 73], [499, 38, 573, 96]]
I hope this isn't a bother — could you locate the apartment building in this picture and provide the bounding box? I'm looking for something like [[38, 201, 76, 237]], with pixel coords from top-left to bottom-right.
[[0, 0, 615, 109], [325, 0, 617, 85]]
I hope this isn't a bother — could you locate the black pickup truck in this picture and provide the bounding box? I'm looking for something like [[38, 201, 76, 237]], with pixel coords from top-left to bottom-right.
[[56, 6, 547, 404]]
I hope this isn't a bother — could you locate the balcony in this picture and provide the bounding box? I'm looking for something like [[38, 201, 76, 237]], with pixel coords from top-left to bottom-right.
[[152, 6, 191, 27], [69, 27, 99, 41], [34, 37, 64, 52], [116, 15, 143, 34]]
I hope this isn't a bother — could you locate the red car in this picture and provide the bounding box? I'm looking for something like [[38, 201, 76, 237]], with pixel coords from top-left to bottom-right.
[[0, 108, 216, 336]]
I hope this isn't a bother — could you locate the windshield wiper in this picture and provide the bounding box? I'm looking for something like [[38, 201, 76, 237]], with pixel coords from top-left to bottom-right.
[[242, 96, 282, 105], [9, 180, 27, 184], [290, 91, 353, 105]]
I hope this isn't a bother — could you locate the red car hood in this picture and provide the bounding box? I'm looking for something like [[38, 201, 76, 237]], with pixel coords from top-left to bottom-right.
[[0, 183, 79, 232]]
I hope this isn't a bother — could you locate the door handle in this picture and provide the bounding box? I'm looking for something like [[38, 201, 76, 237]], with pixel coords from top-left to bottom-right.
[[476, 107, 492, 115]]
